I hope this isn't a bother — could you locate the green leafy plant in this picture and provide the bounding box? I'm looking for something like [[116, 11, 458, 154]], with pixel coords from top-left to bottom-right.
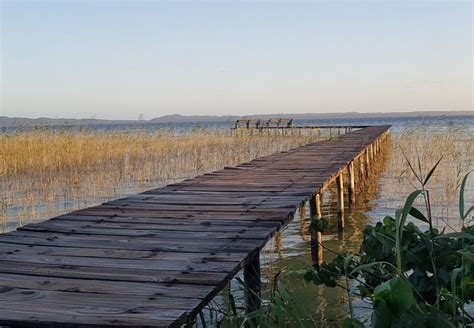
[[304, 161, 474, 327]]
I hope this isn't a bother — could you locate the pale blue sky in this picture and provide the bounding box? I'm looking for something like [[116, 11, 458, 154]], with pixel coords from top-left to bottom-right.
[[1, 0, 472, 119]]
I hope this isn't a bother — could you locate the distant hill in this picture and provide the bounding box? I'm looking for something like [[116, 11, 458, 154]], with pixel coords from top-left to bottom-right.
[[1, 110, 472, 127], [0, 116, 138, 128], [150, 111, 474, 123], [149, 114, 238, 123]]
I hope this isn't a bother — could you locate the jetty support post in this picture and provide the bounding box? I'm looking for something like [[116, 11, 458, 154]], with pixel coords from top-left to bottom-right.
[[244, 253, 261, 319], [336, 173, 345, 233], [359, 153, 365, 182], [348, 161, 356, 207], [365, 147, 370, 175], [309, 193, 323, 268], [300, 201, 306, 225]]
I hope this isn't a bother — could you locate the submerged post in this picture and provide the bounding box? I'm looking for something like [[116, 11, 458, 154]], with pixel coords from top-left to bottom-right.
[[244, 253, 261, 319], [309, 193, 323, 268], [336, 173, 345, 233], [348, 161, 356, 207]]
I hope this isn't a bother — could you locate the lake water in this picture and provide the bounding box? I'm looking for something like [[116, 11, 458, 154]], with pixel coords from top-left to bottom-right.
[[3, 114, 473, 134], [2, 114, 473, 326]]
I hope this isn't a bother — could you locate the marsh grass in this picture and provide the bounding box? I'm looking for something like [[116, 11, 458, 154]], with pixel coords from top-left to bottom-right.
[[383, 127, 473, 230], [0, 128, 323, 230]]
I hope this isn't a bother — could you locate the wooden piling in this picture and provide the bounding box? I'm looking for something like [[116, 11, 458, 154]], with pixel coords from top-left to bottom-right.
[[336, 173, 345, 232], [365, 148, 370, 174], [359, 154, 365, 179], [244, 253, 261, 320], [348, 161, 355, 207], [309, 193, 323, 268], [300, 202, 306, 222]]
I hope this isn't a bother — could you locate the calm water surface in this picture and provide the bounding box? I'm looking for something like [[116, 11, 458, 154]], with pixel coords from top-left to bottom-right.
[[2, 115, 473, 326]]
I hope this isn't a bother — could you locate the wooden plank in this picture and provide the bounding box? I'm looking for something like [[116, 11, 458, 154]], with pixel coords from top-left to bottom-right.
[[0, 288, 196, 327], [64, 209, 291, 222], [0, 243, 249, 263], [52, 214, 282, 228], [0, 273, 210, 298], [0, 232, 266, 253], [0, 253, 241, 273], [18, 222, 276, 240], [0, 260, 232, 285]]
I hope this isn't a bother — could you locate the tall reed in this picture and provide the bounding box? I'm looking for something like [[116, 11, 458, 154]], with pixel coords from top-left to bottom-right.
[[0, 128, 322, 230]]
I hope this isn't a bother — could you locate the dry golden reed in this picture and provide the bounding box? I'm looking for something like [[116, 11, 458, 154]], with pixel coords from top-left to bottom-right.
[[383, 126, 473, 228], [0, 128, 323, 230]]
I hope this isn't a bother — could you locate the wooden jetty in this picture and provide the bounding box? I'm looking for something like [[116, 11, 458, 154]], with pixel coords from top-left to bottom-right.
[[231, 118, 368, 137], [0, 125, 390, 327]]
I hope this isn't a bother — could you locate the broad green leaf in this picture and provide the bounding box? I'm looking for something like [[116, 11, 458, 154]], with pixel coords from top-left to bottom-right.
[[342, 318, 365, 328], [392, 313, 426, 328], [373, 277, 414, 316], [424, 306, 457, 328], [372, 299, 392, 328], [458, 250, 474, 262]]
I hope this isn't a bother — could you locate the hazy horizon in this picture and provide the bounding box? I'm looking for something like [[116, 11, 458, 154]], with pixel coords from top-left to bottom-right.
[[1, 110, 473, 123], [1, 1, 472, 120]]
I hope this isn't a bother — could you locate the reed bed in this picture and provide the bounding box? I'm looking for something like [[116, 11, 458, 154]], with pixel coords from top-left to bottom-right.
[[382, 125, 473, 229], [0, 128, 322, 230], [1, 125, 471, 232]]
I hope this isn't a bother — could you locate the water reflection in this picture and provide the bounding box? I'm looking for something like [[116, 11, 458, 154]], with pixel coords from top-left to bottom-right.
[[261, 143, 390, 326]]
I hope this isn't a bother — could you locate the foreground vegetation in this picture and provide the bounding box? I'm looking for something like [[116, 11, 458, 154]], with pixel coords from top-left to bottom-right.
[[305, 168, 473, 327]]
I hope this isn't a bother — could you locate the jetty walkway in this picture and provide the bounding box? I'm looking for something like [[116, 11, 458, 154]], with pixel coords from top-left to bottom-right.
[[0, 125, 390, 327]]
